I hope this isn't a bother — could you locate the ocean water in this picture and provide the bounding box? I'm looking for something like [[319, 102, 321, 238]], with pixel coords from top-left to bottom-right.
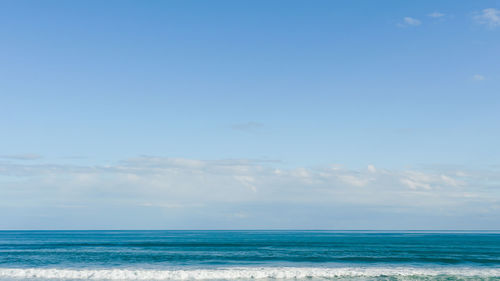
[[0, 231, 498, 281]]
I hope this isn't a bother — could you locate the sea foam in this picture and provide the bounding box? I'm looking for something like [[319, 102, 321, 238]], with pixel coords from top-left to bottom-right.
[[0, 267, 499, 280]]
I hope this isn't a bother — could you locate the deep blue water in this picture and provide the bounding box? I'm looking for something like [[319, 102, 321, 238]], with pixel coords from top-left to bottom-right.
[[0, 231, 498, 280]]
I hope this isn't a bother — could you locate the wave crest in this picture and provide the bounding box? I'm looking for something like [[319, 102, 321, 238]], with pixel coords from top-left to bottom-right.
[[0, 267, 499, 280]]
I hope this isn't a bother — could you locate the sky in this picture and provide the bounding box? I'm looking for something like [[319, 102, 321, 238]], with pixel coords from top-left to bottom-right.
[[0, 0, 499, 230]]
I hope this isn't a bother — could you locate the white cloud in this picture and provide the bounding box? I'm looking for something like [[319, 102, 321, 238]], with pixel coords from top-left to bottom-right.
[[400, 178, 431, 190], [474, 8, 500, 28], [440, 174, 463, 187], [234, 175, 257, 192], [473, 74, 485, 81], [337, 174, 372, 187], [403, 17, 421, 26], [0, 157, 498, 229], [398, 170, 468, 191], [428, 12, 445, 18], [367, 165, 377, 173], [400, 171, 433, 190]]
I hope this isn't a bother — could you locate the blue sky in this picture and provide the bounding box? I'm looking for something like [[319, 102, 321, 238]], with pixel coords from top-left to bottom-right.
[[0, 0, 499, 229]]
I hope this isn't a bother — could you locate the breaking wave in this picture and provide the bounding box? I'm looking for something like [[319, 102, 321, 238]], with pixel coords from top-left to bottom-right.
[[0, 267, 499, 280]]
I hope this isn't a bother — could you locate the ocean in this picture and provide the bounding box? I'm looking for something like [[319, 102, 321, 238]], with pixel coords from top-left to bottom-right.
[[0, 231, 498, 281]]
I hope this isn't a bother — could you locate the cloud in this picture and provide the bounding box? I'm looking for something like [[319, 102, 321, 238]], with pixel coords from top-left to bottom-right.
[[440, 174, 463, 187], [0, 157, 498, 229], [399, 17, 421, 27], [367, 165, 377, 173], [474, 8, 500, 28], [336, 174, 373, 187], [473, 74, 485, 81], [428, 12, 445, 18], [0, 154, 42, 160]]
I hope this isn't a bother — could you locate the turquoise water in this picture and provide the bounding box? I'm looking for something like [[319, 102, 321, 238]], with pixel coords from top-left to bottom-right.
[[0, 231, 498, 280]]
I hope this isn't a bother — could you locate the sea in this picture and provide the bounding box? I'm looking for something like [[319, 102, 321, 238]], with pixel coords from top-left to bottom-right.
[[0, 231, 498, 281]]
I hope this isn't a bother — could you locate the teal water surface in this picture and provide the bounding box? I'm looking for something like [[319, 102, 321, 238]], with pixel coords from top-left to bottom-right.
[[0, 231, 498, 280]]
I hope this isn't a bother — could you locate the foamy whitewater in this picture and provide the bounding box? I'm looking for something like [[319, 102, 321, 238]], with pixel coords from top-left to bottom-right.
[[0, 231, 498, 281], [1, 267, 500, 280]]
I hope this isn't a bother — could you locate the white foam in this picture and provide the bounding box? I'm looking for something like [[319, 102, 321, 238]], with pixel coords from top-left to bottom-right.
[[0, 267, 498, 280]]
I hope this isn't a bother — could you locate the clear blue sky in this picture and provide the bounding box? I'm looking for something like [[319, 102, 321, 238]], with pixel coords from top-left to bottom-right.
[[0, 0, 499, 229]]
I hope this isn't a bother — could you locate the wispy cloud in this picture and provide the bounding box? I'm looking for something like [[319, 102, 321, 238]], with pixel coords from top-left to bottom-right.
[[428, 12, 445, 18], [0, 159, 496, 205], [404, 17, 421, 26], [0, 157, 498, 229], [473, 74, 486, 81], [397, 17, 422, 27], [474, 8, 500, 28], [0, 154, 43, 160]]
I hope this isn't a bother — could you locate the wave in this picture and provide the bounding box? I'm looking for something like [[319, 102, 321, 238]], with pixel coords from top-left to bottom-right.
[[0, 267, 499, 280]]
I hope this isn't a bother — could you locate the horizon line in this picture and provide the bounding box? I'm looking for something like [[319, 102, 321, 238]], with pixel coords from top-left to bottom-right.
[[1, 229, 499, 232]]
